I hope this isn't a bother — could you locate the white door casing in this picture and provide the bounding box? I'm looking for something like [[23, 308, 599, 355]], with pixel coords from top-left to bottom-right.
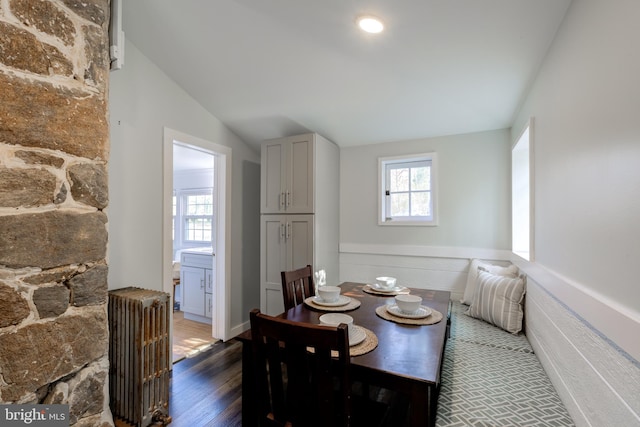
[[163, 127, 232, 341]]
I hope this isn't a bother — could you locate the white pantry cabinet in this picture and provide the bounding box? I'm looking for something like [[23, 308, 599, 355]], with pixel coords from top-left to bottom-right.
[[260, 215, 314, 315], [180, 249, 214, 324], [261, 134, 314, 214], [260, 133, 340, 316]]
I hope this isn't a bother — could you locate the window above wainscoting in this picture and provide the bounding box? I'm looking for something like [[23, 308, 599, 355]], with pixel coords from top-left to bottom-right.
[[378, 153, 438, 226]]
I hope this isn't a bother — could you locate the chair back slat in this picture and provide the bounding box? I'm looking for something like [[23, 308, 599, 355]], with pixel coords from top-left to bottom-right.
[[281, 265, 315, 311], [264, 338, 286, 420], [250, 309, 352, 427]]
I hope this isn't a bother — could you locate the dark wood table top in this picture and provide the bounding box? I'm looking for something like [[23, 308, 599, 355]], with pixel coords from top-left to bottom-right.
[[281, 282, 451, 386]]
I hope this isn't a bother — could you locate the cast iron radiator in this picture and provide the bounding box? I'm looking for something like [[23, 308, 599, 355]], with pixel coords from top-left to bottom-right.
[[108, 287, 172, 426]]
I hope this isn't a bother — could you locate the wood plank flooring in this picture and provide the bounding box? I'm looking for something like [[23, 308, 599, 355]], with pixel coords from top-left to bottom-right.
[[173, 311, 218, 363], [168, 339, 410, 427], [169, 339, 243, 426]]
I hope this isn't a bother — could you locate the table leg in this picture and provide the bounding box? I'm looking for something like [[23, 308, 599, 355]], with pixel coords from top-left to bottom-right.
[[410, 382, 433, 427], [410, 395, 427, 426]]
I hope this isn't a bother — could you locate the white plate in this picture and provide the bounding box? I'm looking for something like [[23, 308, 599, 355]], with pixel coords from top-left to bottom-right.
[[311, 295, 351, 307], [349, 325, 366, 346], [370, 284, 407, 293], [386, 304, 432, 319]]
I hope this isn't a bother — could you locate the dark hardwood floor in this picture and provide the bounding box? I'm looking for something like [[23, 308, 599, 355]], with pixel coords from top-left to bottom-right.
[[169, 339, 243, 427], [168, 338, 410, 427]]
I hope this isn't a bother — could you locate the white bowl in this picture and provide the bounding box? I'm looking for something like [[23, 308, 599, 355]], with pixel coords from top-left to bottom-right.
[[395, 294, 422, 314], [319, 313, 354, 336], [375, 276, 397, 289], [317, 285, 341, 302]]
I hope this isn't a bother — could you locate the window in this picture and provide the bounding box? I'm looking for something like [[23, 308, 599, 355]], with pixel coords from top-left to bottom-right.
[[183, 191, 213, 242], [512, 119, 534, 261], [173, 189, 214, 247], [379, 153, 438, 226]]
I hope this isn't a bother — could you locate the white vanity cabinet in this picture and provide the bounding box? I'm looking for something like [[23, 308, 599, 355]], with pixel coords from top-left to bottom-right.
[[180, 249, 214, 324], [260, 133, 340, 316]]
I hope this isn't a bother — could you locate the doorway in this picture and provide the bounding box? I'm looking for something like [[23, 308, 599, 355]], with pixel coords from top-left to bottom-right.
[[162, 128, 232, 362], [172, 144, 216, 361]]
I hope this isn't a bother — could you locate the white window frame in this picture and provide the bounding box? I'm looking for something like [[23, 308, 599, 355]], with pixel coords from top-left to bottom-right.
[[177, 188, 215, 245], [512, 118, 535, 261], [378, 153, 438, 226]]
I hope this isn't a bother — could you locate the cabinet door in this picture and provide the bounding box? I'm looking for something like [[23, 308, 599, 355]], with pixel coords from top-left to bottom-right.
[[181, 266, 205, 316], [205, 268, 213, 293], [260, 215, 287, 315], [261, 134, 315, 214], [261, 140, 286, 213], [205, 293, 212, 318], [286, 135, 314, 213], [205, 268, 213, 318], [286, 215, 314, 271]]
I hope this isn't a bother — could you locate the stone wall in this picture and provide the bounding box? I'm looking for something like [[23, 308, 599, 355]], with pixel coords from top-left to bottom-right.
[[0, 0, 112, 425]]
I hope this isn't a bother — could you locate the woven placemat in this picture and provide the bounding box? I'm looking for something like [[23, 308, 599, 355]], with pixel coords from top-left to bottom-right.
[[304, 296, 362, 312], [311, 327, 378, 358], [362, 284, 411, 296], [375, 305, 443, 325], [349, 327, 377, 356]]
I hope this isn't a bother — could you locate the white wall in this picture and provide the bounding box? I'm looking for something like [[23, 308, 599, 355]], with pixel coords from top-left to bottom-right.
[[513, 0, 640, 339], [339, 129, 512, 297], [341, 129, 511, 249], [511, 0, 640, 425], [108, 39, 261, 332]]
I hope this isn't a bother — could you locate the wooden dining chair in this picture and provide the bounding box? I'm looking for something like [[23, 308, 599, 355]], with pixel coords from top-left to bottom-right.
[[249, 308, 352, 426], [280, 264, 315, 311], [249, 309, 403, 427]]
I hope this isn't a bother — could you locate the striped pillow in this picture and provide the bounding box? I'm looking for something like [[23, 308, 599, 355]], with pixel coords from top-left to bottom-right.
[[466, 270, 525, 334], [461, 259, 519, 305]]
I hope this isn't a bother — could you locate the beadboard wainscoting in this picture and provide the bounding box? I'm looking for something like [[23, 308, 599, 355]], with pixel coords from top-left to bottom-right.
[[519, 267, 640, 427], [339, 243, 513, 301]]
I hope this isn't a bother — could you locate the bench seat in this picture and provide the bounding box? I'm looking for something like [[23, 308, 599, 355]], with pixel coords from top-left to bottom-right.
[[436, 302, 574, 426]]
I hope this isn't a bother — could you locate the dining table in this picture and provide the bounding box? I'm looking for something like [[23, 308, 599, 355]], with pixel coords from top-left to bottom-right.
[[238, 282, 451, 427]]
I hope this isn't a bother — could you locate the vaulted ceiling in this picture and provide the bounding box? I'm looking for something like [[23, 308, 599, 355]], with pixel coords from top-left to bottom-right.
[[122, 0, 571, 151]]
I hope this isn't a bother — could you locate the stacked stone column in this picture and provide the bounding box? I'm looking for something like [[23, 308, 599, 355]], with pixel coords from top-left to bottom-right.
[[0, 0, 112, 425]]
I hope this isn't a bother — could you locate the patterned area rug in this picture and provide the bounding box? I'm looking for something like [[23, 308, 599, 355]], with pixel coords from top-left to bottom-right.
[[436, 302, 574, 427]]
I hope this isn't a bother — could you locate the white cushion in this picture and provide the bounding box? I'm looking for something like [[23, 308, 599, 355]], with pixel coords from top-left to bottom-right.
[[461, 259, 519, 305], [466, 270, 525, 334]]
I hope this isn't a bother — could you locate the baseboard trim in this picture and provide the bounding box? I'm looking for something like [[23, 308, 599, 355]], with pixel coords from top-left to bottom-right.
[[229, 320, 249, 340]]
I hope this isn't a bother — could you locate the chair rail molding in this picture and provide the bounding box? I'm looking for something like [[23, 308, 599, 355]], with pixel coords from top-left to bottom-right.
[[340, 243, 512, 261]]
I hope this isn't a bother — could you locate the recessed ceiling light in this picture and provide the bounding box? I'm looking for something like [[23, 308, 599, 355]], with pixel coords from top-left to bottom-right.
[[357, 16, 384, 34]]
